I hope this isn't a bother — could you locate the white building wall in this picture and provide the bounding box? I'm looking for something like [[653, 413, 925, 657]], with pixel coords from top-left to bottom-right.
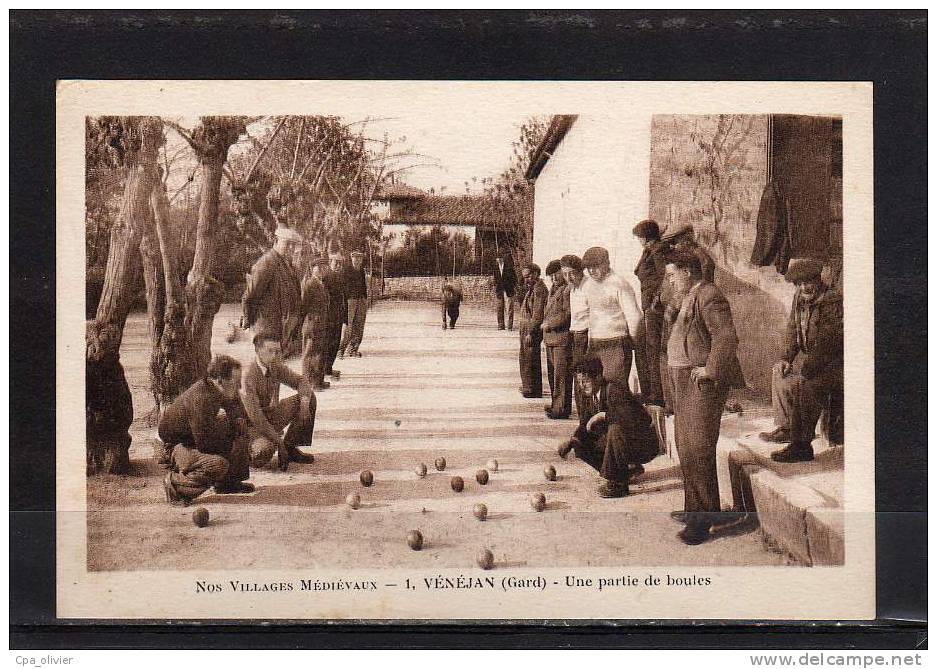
[[532, 114, 651, 296]]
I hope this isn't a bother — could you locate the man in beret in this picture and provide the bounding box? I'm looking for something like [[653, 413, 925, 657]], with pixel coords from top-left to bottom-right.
[[300, 256, 332, 390], [541, 259, 572, 419], [760, 258, 843, 463], [632, 219, 668, 407], [241, 226, 304, 350], [339, 249, 369, 358], [517, 263, 549, 398], [561, 254, 592, 418], [661, 222, 716, 283], [581, 246, 642, 386], [664, 251, 745, 545], [557, 356, 660, 498]]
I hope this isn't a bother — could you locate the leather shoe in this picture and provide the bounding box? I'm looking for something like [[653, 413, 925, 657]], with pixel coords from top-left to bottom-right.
[[314, 381, 331, 390], [670, 510, 689, 524], [557, 439, 574, 459], [759, 426, 791, 443], [214, 481, 256, 494], [442, 324, 448, 330], [598, 481, 629, 498], [628, 463, 645, 479], [678, 525, 711, 545], [330, 370, 341, 379], [771, 442, 814, 463], [163, 473, 190, 507], [288, 448, 315, 464], [522, 391, 540, 399], [545, 411, 569, 420]]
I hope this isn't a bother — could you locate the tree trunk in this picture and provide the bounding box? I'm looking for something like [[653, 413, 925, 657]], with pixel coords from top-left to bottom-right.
[[86, 117, 162, 475]]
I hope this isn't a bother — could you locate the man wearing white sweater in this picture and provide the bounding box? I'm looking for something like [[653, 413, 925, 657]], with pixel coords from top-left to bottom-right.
[[581, 246, 643, 387]]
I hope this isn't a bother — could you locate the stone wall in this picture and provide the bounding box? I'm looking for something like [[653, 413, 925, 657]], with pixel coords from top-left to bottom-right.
[[380, 275, 494, 301]]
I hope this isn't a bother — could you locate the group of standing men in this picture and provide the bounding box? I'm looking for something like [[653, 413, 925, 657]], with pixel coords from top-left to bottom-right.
[[158, 225, 372, 507], [510, 218, 842, 546]]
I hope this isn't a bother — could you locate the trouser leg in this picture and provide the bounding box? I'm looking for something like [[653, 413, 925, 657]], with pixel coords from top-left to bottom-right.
[[495, 294, 505, 328], [441, 302, 449, 327], [633, 316, 651, 400], [594, 338, 632, 386], [571, 434, 605, 471], [170, 445, 229, 500], [339, 300, 358, 352], [326, 322, 342, 373], [519, 327, 531, 393], [302, 334, 327, 386], [529, 333, 543, 395], [670, 367, 727, 530], [643, 308, 664, 405], [790, 376, 830, 445], [546, 344, 556, 396], [266, 393, 317, 449], [600, 424, 631, 484], [549, 342, 571, 416], [506, 296, 514, 330], [449, 304, 459, 327], [772, 367, 801, 429], [219, 433, 251, 486], [351, 300, 367, 350]]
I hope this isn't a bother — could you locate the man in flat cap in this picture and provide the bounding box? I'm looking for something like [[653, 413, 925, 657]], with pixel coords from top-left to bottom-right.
[[517, 263, 549, 398], [661, 222, 716, 284], [491, 248, 517, 330], [300, 256, 332, 390], [339, 249, 369, 358], [581, 246, 642, 387], [541, 259, 572, 419], [664, 252, 745, 545], [241, 226, 304, 349], [561, 254, 592, 418], [760, 258, 843, 463], [632, 219, 668, 407]]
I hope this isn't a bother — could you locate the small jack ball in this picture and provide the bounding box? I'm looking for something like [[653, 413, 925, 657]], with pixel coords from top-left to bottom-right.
[[360, 470, 374, 487], [544, 465, 557, 481], [476, 469, 490, 485], [477, 548, 494, 570], [345, 493, 361, 510], [450, 476, 464, 493], [530, 493, 546, 512], [192, 507, 210, 527], [486, 458, 499, 472], [407, 530, 424, 551], [435, 457, 447, 471], [415, 463, 427, 478], [473, 503, 488, 521]]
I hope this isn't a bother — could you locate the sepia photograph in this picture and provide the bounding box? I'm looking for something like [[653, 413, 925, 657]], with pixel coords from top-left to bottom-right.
[[56, 80, 875, 621]]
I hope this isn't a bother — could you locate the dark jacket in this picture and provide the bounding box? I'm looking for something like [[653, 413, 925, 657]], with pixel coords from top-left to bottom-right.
[[633, 240, 669, 310], [300, 274, 330, 337], [158, 379, 246, 456], [492, 256, 517, 297], [750, 180, 792, 274], [321, 267, 348, 325], [241, 359, 312, 444], [519, 279, 548, 335], [541, 282, 571, 346], [441, 281, 463, 307], [573, 381, 659, 464], [784, 288, 843, 383], [670, 282, 746, 389], [344, 264, 369, 300], [242, 249, 302, 341]]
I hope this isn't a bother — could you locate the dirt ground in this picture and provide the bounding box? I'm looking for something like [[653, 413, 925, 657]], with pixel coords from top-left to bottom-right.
[[87, 300, 786, 571]]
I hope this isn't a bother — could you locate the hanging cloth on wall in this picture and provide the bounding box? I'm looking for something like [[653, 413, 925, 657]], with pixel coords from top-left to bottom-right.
[[750, 180, 792, 274]]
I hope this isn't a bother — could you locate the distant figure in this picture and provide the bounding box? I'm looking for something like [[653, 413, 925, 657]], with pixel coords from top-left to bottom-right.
[[320, 252, 348, 380], [440, 277, 464, 330], [518, 263, 548, 398], [158, 355, 253, 506], [557, 356, 660, 498], [760, 259, 844, 463], [241, 226, 304, 351], [242, 332, 317, 472], [632, 219, 669, 407], [301, 256, 332, 391], [541, 259, 572, 419], [339, 249, 369, 358], [661, 222, 716, 283], [560, 254, 591, 418], [664, 252, 745, 545], [491, 249, 517, 330], [581, 246, 642, 386]]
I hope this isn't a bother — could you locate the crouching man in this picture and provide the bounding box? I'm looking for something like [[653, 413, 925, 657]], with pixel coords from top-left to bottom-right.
[[158, 355, 254, 506], [440, 277, 463, 330], [557, 356, 660, 498], [243, 332, 317, 472]]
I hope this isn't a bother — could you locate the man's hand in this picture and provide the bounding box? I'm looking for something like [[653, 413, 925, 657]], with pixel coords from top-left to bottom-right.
[[690, 366, 714, 388], [586, 411, 607, 433], [773, 360, 792, 378]]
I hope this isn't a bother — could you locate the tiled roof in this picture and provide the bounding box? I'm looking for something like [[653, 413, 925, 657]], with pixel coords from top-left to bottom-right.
[[385, 195, 514, 227]]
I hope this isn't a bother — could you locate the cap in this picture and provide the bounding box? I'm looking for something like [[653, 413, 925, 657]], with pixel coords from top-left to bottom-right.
[[785, 258, 824, 284], [312, 256, 331, 267], [274, 226, 303, 243], [559, 254, 583, 271], [526, 263, 541, 276], [661, 222, 693, 241], [581, 246, 610, 268], [351, 250, 365, 258], [632, 219, 661, 240], [545, 259, 563, 276]]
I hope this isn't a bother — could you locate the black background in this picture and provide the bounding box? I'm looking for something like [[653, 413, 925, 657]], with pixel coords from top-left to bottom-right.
[[9, 10, 926, 649]]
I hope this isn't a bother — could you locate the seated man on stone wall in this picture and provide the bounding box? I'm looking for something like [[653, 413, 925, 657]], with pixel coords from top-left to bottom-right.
[[557, 356, 661, 498], [759, 258, 844, 463], [158, 355, 254, 507], [243, 332, 318, 472]]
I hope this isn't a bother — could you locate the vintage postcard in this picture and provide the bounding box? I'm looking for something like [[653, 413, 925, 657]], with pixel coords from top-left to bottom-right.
[[57, 80, 874, 620]]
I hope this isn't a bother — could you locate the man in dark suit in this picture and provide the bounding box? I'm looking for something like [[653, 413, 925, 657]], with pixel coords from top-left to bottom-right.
[[518, 264, 548, 398], [760, 259, 844, 462], [632, 219, 668, 407], [492, 249, 517, 330], [541, 259, 572, 419], [158, 355, 253, 506], [320, 253, 348, 380], [339, 249, 369, 358], [242, 332, 317, 472], [557, 356, 660, 498], [301, 257, 332, 390], [241, 226, 303, 350], [664, 252, 745, 545]]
